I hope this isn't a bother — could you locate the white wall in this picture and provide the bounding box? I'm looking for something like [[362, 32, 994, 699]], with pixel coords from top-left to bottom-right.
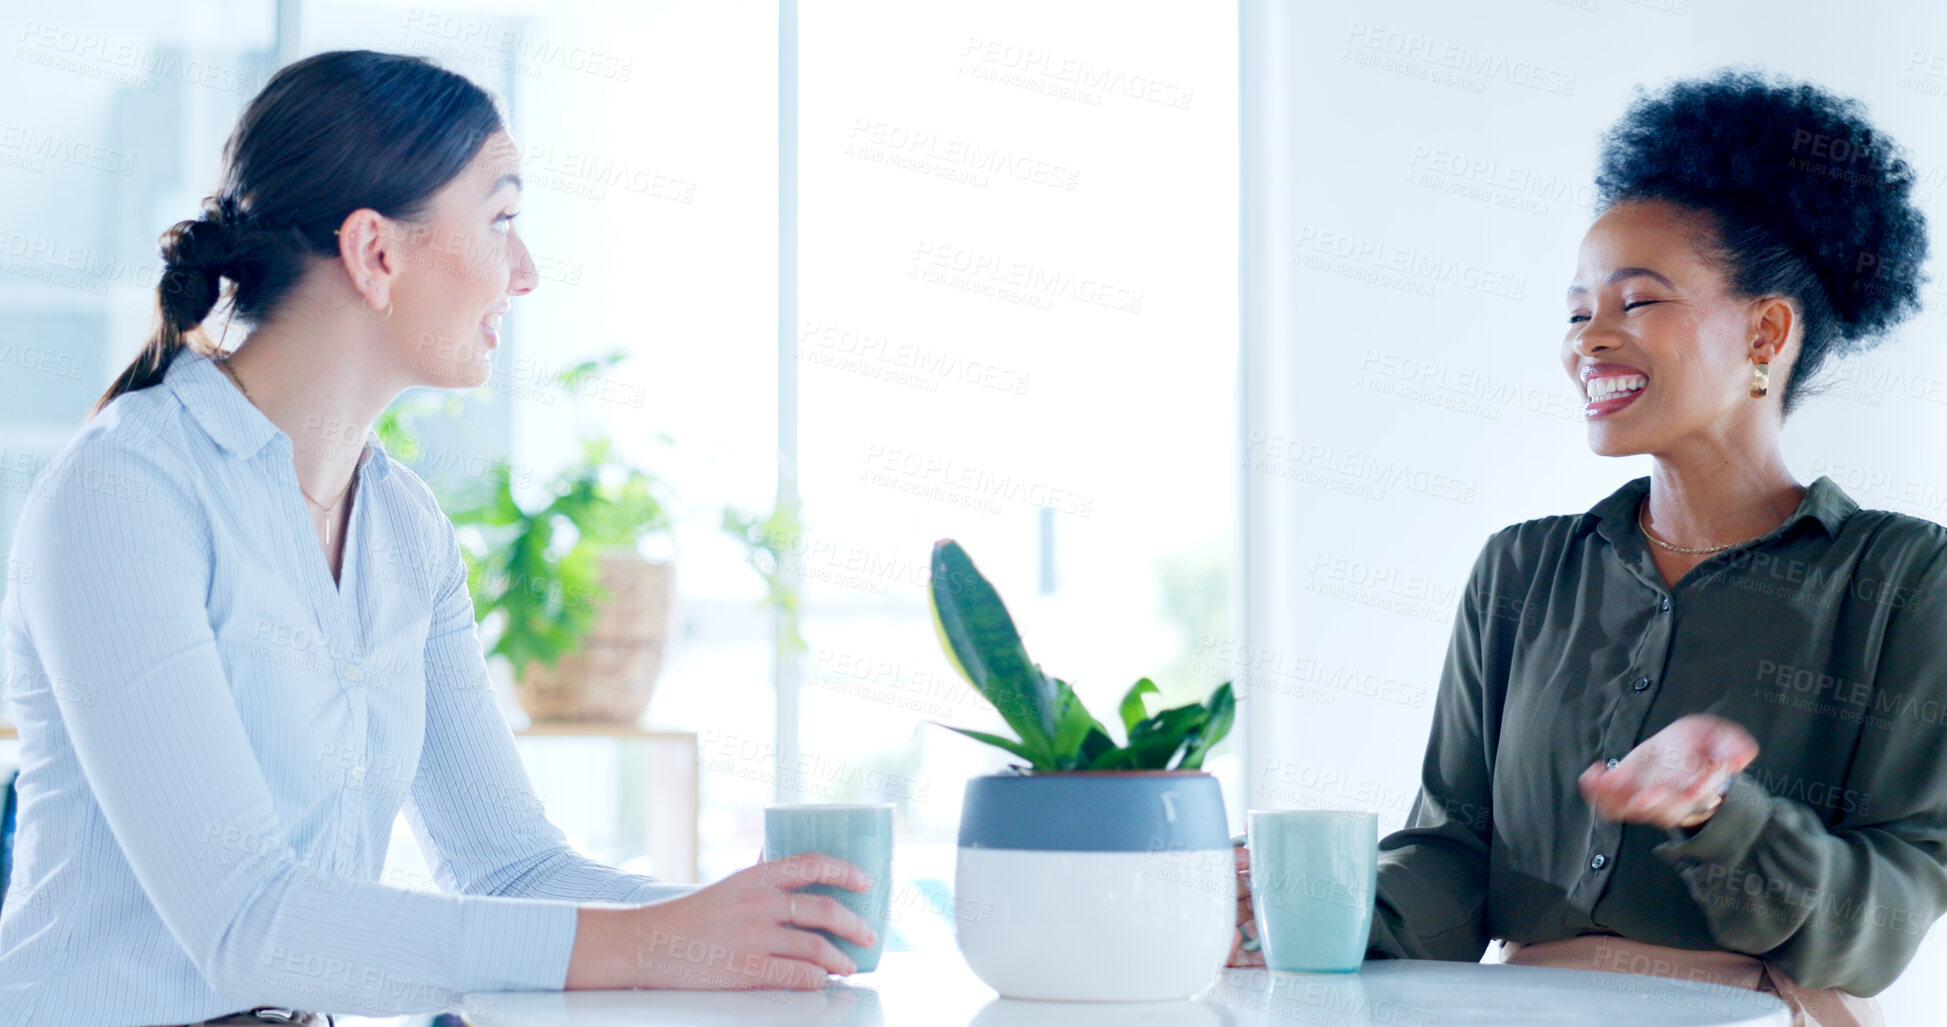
[[1239, 0, 1947, 1017]]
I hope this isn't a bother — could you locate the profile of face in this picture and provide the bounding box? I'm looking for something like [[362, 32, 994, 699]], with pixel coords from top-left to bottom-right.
[[338, 129, 537, 390], [1561, 198, 1799, 458]]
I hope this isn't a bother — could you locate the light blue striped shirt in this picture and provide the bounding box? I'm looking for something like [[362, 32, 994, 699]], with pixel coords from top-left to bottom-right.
[[0, 347, 691, 1026]]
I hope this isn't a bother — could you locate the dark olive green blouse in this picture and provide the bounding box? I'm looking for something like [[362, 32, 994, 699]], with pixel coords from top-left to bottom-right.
[[1366, 475, 1947, 996]]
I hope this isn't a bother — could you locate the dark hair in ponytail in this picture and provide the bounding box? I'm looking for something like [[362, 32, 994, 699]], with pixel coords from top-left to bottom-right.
[[91, 50, 505, 418]]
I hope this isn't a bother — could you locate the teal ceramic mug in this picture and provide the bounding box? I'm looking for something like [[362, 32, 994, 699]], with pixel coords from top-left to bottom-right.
[[1246, 809, 1378, 973], [763, 803, 895, 972]]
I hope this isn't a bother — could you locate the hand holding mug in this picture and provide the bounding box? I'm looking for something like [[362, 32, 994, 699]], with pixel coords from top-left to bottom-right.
[[567, 852, 878, 991], [1226, 835, 1264, 967]]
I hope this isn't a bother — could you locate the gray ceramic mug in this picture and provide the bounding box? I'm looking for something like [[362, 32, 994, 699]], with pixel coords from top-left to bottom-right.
[[763, 803, 894, 972]]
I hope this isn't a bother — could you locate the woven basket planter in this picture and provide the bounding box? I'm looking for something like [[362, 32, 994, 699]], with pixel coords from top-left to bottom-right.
[[514, 554, 673, 725]]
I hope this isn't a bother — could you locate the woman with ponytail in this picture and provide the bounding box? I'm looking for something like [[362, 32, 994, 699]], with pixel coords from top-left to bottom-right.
[[0, 51, 873, 1027], [98, 195, 250, 413]]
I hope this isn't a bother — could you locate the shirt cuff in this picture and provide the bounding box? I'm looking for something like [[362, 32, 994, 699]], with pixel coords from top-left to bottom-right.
[[1652, 772, 1772, 867], [457, 895, 582, 991]]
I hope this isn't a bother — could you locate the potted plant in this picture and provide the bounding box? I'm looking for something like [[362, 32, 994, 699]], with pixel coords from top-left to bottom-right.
[[380, 353, 676, 725], [446, 437, 672, 724], [929, 539, 1237, 1002]]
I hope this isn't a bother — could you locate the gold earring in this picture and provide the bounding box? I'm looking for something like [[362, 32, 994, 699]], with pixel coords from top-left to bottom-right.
[[1751, 360, 1770, 398]]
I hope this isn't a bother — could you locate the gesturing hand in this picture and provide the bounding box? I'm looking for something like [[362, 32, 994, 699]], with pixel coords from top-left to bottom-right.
[[1579, 713, 1758, 831]]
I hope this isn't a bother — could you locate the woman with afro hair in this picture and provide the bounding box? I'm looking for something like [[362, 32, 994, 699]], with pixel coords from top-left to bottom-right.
[[1234, 69, 1942, 1025]]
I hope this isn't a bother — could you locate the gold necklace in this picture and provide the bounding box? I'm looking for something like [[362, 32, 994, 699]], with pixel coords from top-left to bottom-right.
[[217, 354, 355, 546], [1637, 499, 1763, 556]]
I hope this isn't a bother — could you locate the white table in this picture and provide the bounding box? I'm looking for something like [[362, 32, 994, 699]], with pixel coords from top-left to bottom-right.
[[459, 950, 1791, 1026]]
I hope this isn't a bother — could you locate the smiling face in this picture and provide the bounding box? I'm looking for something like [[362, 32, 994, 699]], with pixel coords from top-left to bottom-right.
[[386, 129, 536, 389], [1561, 198, 1796, 457]]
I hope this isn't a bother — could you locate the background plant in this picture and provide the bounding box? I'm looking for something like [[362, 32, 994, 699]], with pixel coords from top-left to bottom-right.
[[720, 496, 807, 654], [928, 539, 1235, 772], [378, 351, 674, 683]]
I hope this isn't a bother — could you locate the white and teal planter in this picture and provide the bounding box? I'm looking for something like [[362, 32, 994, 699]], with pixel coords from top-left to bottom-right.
[[954, 771, 1235, 1002]]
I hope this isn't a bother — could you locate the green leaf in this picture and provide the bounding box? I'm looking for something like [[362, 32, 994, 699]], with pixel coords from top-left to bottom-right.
[[1052, 678, 1113, 770], [1117, 703, 1212, 769], [1086, 746, 1131, 771], [556, 348, 630, 391], [1130, 703, 1209, 742], [929, 540, 1057, 759], [1119, 678, 1160, 735], [722, 499, 808, 654], [1125, 732, 1199, 769], [1087, 733, 1191, 770], [938, 724, 1044, 767], [1078, 725, 1117, 767], [1178, 682, 1237, 770]]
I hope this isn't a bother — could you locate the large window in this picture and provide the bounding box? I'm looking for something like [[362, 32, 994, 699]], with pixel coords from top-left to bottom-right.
[[0, 0, 277, 567], [308, 0, 1242, 951], [792, 0, 1237, 946], [1, 0, 1237, 956], [0, 0, 279, 773]]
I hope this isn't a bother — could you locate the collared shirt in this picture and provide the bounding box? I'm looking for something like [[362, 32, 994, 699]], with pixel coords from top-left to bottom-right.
[[1366, 475, 1947, 997], [0, 348, 690, 1026]]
